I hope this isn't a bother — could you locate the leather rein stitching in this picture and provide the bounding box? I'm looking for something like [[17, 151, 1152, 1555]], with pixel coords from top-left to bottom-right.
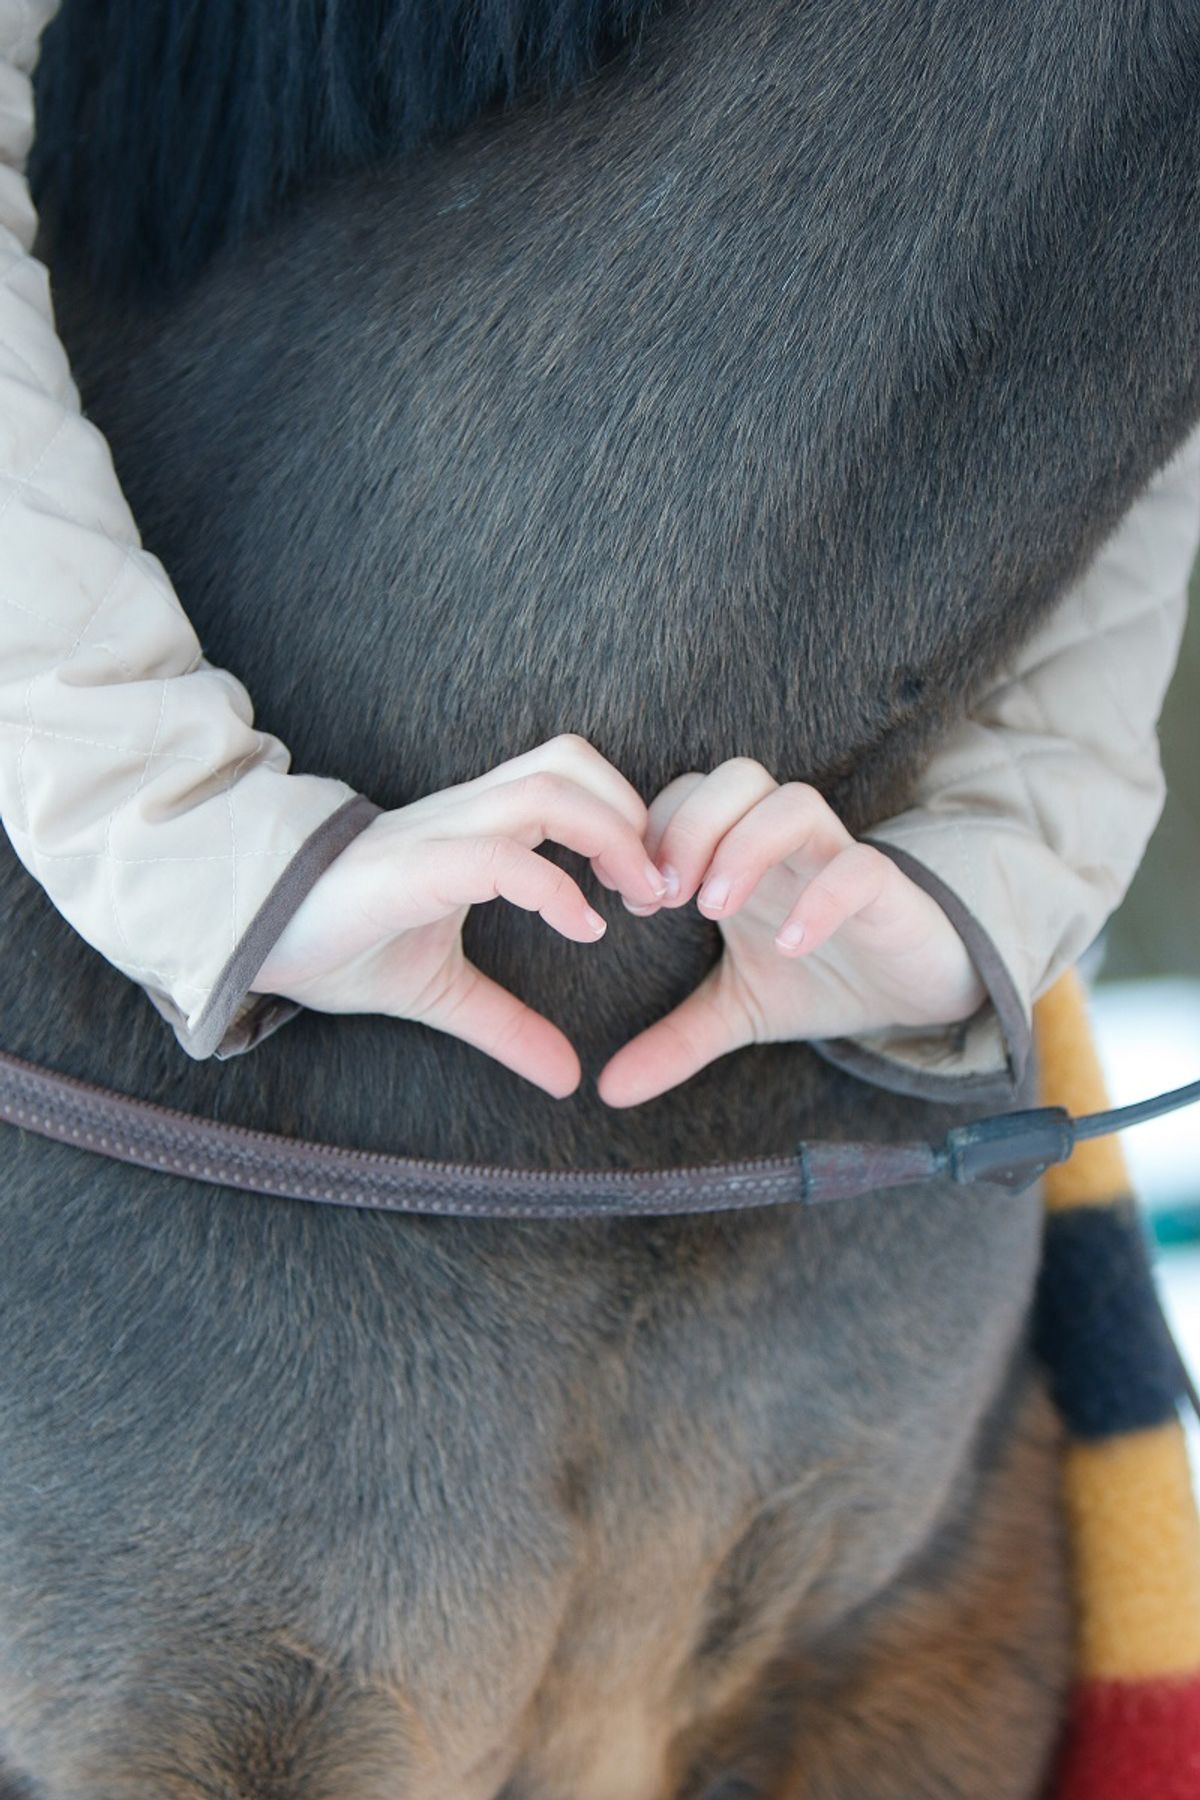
[[1, 1045, 1198, 1219]]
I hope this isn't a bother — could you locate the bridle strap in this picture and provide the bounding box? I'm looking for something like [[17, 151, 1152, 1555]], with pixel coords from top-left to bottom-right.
[[2, 1045, 1198, 1220]]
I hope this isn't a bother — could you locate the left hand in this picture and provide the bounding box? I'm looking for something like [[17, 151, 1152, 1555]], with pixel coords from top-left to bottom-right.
[[596, 759, 987, 1108]]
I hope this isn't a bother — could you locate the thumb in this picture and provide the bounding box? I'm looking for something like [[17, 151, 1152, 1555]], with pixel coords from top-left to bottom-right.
[[416, 955, 582, 1099], [596, 959, 752, 1108]]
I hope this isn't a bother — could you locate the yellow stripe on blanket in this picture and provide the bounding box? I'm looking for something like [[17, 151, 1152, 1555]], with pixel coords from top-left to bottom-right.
[[1063, 1422, 1200, 1680], [1036, 968, 1132, 1213]]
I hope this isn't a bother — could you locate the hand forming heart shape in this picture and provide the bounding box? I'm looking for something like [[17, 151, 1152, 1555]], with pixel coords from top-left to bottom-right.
[[594, 759, 985, 1107], [251, 736, 985, 1103]]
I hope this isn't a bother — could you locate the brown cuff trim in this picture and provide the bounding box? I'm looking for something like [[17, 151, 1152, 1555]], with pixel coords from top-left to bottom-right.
[[179, 794, 383, 1062], [808, 838, 1034, 1106]]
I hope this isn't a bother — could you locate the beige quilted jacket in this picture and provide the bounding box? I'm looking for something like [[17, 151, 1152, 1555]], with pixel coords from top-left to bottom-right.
[[1, 0, 1196, 1100]]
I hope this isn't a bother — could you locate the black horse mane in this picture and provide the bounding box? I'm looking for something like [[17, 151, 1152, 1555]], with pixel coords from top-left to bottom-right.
[[31, 0, 665, 296]]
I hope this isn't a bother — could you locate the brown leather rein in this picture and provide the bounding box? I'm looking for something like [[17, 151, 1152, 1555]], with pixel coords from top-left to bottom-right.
[[3, 1044, 1198, 1219]]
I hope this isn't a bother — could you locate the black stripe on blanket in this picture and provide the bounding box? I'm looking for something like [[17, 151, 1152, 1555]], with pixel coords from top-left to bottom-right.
[[1034, 1201, 1187, 1441]]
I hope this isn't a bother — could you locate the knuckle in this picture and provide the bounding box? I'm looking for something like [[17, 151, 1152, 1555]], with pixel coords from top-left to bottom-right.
[[844, 843, 888, 890], [803, 877, 841, 919], [778, 780, 825, 808], [660, 808, 711, 849], [646, 775, 704, 843], [723, 756, 772, 783], [854, 841, 886, 871], [517, 769, 568, 807], [657, 773, 704, 814], [472, 834, 510, 872], [546, 732, 594, 763], [773, 781, 831, 824]]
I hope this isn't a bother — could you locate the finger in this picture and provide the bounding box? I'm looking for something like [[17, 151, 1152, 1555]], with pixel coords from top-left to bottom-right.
[[771, 842, 896, 954], [648, 759, 779, 910], [609, 772, 705, 917], [693, 783, 854, 920], [595, 962, 754, 1108], [450, 772, 666, 905], [417, 957, 582, 1098], [643, 772, 708, 862], [430, 835, 614, 940], [457, 734, 649, 836]]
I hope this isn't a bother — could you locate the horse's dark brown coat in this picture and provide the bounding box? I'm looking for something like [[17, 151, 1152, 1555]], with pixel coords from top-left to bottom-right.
[[1, 0, 1198, 1792]]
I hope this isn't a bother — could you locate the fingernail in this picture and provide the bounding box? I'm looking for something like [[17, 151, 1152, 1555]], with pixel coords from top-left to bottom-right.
[[658, 863, 680, 900], [644, 863, 669, 898], [698, 875, 731, 913], [623, 899, 658, 917], [776, 921, 805, 949], [584, 906, 607, 935]]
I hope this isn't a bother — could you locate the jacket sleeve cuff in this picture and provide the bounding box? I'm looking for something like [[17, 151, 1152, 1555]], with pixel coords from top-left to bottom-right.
[[808, 838, 1032, 1104], [140, 794, 382, 1060]]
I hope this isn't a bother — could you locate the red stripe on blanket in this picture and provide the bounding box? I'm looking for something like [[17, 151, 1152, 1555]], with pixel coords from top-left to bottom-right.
[[1055, 1677, 1200, 1799]]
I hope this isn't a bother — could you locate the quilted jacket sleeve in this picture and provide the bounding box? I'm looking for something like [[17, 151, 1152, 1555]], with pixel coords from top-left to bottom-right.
[[0, 0, 380, 1061], [813, 423, 1200, 1104]]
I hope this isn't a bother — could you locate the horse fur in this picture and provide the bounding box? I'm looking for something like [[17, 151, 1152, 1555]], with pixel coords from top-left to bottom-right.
[[1, 0, 1198, 1792]]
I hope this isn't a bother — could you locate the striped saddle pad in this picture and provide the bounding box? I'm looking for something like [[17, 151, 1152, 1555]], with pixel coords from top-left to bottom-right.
[[1035, 968, 1200, 1797]]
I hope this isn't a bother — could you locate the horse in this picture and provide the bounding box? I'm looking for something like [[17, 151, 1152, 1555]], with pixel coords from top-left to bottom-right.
[[1, 0, 1198, 1793]]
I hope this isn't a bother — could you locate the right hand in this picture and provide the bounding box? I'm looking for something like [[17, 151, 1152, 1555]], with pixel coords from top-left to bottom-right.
[[249, 736, 666, 1096]]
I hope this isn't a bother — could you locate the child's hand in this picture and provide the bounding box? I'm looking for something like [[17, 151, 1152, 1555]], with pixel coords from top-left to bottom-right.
[[250, 736, 666, 1097], [597, 760, 987, 1108]]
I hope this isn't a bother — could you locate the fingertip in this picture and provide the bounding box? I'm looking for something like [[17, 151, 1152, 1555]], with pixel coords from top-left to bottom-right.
[[696, 874, 733, 917], [595, 1062, 640, 1109], [583, 905, 608, 937], [543, 1055, 582, 1100], [548, 904, 607, 942], [643, 863, 670, 901], [655, 863, 696, 909], [508, 1022, 580, 1099]]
